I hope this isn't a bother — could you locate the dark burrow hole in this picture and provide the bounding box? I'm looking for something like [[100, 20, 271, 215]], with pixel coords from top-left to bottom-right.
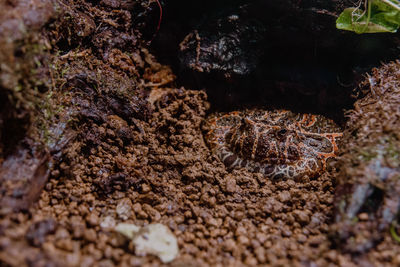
[[0, 90, 30, 157], [149, 0, 400, 123], [359, 187, 384, 217]]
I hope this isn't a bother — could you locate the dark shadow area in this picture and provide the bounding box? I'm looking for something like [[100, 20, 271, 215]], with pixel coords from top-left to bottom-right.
[[0, 89, 30, 158], [150, 0, 400, 123]]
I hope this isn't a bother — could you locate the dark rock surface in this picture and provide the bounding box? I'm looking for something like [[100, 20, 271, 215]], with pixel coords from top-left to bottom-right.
[[153, 0, 400, 119]]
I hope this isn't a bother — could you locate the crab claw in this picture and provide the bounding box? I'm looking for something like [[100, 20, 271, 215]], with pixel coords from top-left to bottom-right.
[[331, 155, 400, 253]]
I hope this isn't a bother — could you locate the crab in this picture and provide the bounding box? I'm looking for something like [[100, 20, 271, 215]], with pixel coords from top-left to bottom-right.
[[203, 109, 342, 179]]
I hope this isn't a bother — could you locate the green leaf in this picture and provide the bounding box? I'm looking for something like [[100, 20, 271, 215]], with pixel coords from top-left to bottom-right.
[[336, 0, 400, 34], [373, 0, 400, 12]]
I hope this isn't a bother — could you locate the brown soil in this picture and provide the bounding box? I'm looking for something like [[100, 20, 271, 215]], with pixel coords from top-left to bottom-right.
[[1, 1, 400, 266]]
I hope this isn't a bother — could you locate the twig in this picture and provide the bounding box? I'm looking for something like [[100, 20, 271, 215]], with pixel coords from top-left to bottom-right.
[[361, 0, 372, 33], [148, 0, 163, 45]]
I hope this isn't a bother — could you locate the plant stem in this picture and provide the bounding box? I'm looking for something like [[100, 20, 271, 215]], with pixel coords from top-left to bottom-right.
[[360, 0, 372, 33], [391, 222, 400, 243]]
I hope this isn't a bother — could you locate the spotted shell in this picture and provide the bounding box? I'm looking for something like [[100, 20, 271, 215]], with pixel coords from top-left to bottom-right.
[[204, 109, 342, 179]]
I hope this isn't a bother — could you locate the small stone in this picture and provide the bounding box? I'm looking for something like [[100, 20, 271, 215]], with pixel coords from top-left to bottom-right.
[[256, 232, 267, 243], [133, 224, 179, 263], [233, 211, 245, 220], [84, 228, 97, 242], [55, 227, 70, 240], [183, 231, 196, 242], [56, 239, 74, 251], [309, 235, 325, 246], [86, 213, 100, 227], [297, 234, 307, 244], [309, 212, 325, 228], [210, 229, 220, 238], [225, 178, 236, 193], [133, 203, 148, 219], [358, 213, 369, 221], [175, 215, 185, 224], [278, 191, 291, 203], [293, 210, 310, 225], [103, 245, 113, 259], [222, 239, 236, 252], [244, 256, 258, 266], [255, 247, 266, 263], [115, 223, 140, 239], [100, 216, 116, 229], [98, 259, 114, 267], [141, 184, 151, 193], [81, 256, 95, 267], [66, 252, 80, 266], [326, 250, 338, 262], [72, 223, 86, 239], [282, 228, 292, 237], [116, 198, 132, 220], [237, 235, 249, 245], [205, 217, 219, 227], [184, 211, 192, 219], [235, 226, 247, 236], [142, 204, 161, 221]]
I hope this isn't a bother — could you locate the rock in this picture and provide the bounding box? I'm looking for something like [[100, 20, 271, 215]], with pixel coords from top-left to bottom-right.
[[115, 223, 140, 239], [115, 223, 179, 263]]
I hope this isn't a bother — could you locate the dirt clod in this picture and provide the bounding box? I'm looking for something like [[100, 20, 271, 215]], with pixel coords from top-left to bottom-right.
[[26, 219, 57, 247]]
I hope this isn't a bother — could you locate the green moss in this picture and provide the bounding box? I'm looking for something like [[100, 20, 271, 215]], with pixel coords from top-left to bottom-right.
[[390, 222, 400, 242], [384, 139, 400, 164], [358, 149, 377, 162]]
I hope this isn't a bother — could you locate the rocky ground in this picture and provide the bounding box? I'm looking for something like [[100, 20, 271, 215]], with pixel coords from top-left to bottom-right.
[[1, 1, 400, 266]]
